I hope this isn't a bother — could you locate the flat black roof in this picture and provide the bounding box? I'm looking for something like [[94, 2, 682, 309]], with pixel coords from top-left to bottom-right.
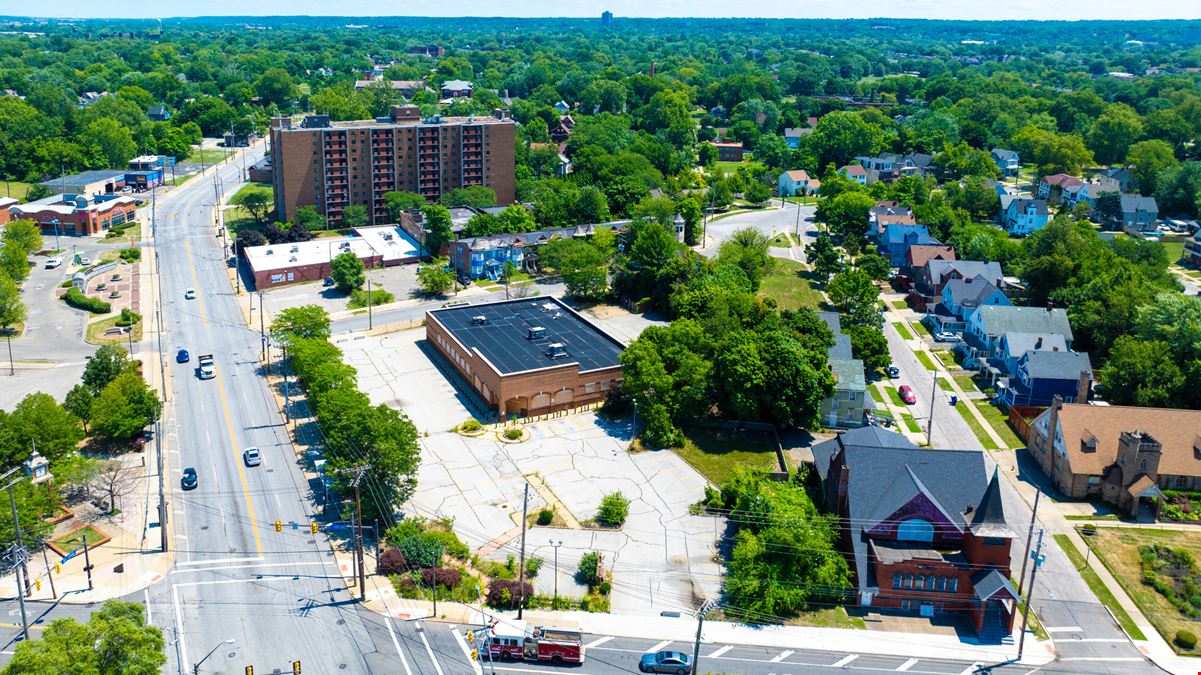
[[429, 297, 624, 375]]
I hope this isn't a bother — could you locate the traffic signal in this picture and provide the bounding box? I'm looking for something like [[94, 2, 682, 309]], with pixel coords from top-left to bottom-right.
[[245, 667, 253, 675], [274, 520, 282, 532], [55, 563, 60, 574], [470, 649, 478, 662], [292, 660, 301, 674], [35, 578, 40, 591], [465, 631, 473, 644], [310, 522, 319, 534]]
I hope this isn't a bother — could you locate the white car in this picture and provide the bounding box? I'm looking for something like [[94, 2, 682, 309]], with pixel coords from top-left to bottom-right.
[[45, 256, 62, 269], [77, 255, 92, 265], [184, 288, 196, 300], [243, 447, 261, 467]]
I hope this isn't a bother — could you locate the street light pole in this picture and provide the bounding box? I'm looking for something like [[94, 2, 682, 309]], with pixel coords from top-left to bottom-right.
[[192, 638, 235, 674], [549, 539, 563, 608]]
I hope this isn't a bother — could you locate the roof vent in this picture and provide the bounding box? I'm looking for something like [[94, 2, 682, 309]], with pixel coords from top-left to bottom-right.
[[471, 315, 487, 325], [547, 343, 567, 358], [290, 245, 299, 252], [289, 256, 297, 262], [265, 249, 274, 255], [528, 326, 546, 340]]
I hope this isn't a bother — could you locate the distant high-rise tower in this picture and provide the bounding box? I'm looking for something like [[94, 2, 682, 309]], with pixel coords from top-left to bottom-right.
[[601, 10, 613, 28]]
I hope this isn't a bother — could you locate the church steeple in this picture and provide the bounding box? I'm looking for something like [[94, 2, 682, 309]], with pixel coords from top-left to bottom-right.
[[968, 466, 1013, 538]]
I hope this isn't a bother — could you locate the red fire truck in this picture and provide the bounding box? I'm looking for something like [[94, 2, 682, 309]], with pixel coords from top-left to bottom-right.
[[484, 623, 585, 664]]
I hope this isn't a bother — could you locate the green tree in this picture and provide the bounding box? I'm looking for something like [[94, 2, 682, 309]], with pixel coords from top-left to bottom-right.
[[802, 112, 884, 169], [498, 204, 537, 233], [232, 186, 273, 225], [384, 190, 426, 220], [0, 276, 25, 375], [0, 243, 29, 283], [932, 141, 999, 181], [847, 324, 891, 372], [1154, 161, 1201, 218], [2, 219, 42, 255], [822, 191, 875, 244], [1127, 140, 1178, 198], [1100, 337, 1185, 408], [90, 371, 161, 441], [677, 195, 703, 246], [270, 305, 331, 343], [855, 248, 891, 281], [255, 67, 298, 108], [826, 268, 881, 328], [63, 384, 94, 432], [596, 492, 630, 527], [421, 204, 455, 255], [718, 228, 772, 291], [2, 599, 165, 675], [342, 204, 369, 228], [541, 238, 609, 300], [5, 393, 84, 464], [82, 345, 131, 395], [417, 257, 456, 295], [330, 251, 366, 292], [804, 235, 844, 283], [441, 185, 497, 209], [744, 179, 771, 206], [81, 118, 137, 168], [1087, 103, 1144, 166], [292, 205, 327, 232]]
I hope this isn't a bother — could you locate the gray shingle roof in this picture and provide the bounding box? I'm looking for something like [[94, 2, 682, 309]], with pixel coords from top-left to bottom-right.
[[973, 568, 1018, 601], [1120, 194, 1158, 215], [975, 305, 1073, 343], [991, 149, 1018, 162], [1022, 350, 1092, 381], [926, 260, 1003, 287], [829, 334, 853, 361], [944, 276, 1003, 308], [831, 358, 865, 391], [1002, 332, 1067, 359], [968, 468, 1013, 538]]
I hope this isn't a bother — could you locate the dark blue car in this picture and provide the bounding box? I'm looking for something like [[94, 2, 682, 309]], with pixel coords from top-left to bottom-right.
[[180, 467, 198, 490], [176, 348, 190, 363]]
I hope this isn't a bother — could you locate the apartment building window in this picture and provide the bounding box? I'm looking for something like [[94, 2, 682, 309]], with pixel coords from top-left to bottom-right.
[[947, 578, 958, 593], [892, 574, 902, 590], [926, 575, 936, 591]]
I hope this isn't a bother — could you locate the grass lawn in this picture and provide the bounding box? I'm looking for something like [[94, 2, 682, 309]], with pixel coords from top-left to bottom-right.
[[933, 349, 957, 367], [715, 606, 865, 630], [1, 180, 33, 201], [769, 232, 793, 248], [900, 413, 921, 433], [866, 386, 880, 404], [52, 525, 107, 552], [757, 258, 824, 311], [936, 376, 955, 392], [86, 315, 142, 344], [673, 427, 780, 485], [1057, 532, 1146, 642], [883, 385, 905, 407], [891, 321, 914, 340], [976, 402, 1023, 449], [889, 300, 908, 310], [224, 206, 261, 234], [1160, 241, 1184, 264], [1064, 514, 1121, 521], [914, 351, 938, 371], [953, 374, 979, 393], [187, 147, 233, 165], [910, 321, 930, 337], [164, 173, 195, 187], [954, 403, 1000, 450]]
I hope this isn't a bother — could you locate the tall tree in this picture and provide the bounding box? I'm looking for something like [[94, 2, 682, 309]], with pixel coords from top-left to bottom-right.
[[0, 276, 25, 376], [329, 251, 366, 292], [89, 371, 161, 441], [270, 305, 332, 343], [2, 599, 166, 675]]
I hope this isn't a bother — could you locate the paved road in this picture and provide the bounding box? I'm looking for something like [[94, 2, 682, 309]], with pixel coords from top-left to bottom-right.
[[698, 201, 818, 259]]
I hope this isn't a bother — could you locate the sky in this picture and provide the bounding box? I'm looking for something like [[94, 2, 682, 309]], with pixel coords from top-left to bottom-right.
[[10, 1, 1201, 21]]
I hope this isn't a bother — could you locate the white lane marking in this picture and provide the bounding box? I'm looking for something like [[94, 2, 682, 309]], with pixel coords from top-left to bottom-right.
[[770, 649, 794, 663], [645, 640, 671, 653], [144, 589, 152, 625], [170, 561, 327, 575], [1054, 638, 1129, 642], [415, 622, 445, 675], [1043, 626, 1085, 632], [832, 654, 859, 667], [451, 625, 483, 675], [584, 636, 613, 649], [176, 556, 263, 566], [173, 584, 188, 672], [957, 664, 983, 675], [1058, 657, 1146, 661], [385, 617, 414, 675], [707, 645, 733, 658], [897, 657, 918, 671]]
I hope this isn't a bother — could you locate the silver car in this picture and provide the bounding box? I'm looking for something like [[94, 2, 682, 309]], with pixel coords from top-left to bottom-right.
[[243, 447, 262, 467]]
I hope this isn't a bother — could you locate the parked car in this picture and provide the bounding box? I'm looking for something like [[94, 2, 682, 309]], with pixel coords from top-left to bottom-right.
[[180, 467, 198, 490], [176, 348, 190, 363], [899, 385, 917, 405], [886, 365, 900, 378], [243, 447, 261, 467], [45, 256, 63, 269], [933, 331, 958, 342], [323, 277, 335, 287], [77, 255, 92, 265], [639, 651, 692, 674], [184, 287, 196, 299]]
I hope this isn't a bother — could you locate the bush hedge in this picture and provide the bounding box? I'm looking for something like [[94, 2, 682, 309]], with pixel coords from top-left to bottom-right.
[[486, 579, 532, 609], [420, 567, 462, 589], [1176, 630, 1197, 649], [379, 548, 409, 575], [62, 287, 111, 314], [597, 491, 630, 527]]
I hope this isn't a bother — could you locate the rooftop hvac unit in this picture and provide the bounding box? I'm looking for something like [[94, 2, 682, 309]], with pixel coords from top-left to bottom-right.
[[289, 256, 297, 262], [265, 249, 274, 255], [290, 245, 299, 252], [471, 315, 487, 325], [541, 302, 556, 312], [547, 343, 567, 358], [527, 326, 546, 340]]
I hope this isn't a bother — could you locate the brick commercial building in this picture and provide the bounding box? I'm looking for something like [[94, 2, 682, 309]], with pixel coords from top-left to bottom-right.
[[0, 197, 16, 225], [269, 106, 516, 227], [426, 297, 625, 420], [11, 194, 138, 236], [244, 225, 422, 289]]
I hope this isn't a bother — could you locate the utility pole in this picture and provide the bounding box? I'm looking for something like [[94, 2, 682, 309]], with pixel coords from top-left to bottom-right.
[[690, 599, 713, 674], [258, 291, 266, 360], [282, 345, 290, 424], [1018, 529, 1045, 661], [83, 534, 93, 591], [40, 545, 56, 599], [350, 467, 367, 600], [549, 539, 563, 609], [367, 279, 374, 330], [6, 477, 30, 596], [516, 482, 530, 620], [1016, 490, 1041, 597], [7, 545, 28, 641], [926, 373, 939, 446]]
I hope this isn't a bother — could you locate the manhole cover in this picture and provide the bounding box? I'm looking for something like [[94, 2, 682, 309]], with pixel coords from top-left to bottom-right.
[[267, 469, 274, 473], [337, 619, 346, 625], [339, 665, 347, 670], [227, 651, 236, 658], [200, 525, 209, 530]]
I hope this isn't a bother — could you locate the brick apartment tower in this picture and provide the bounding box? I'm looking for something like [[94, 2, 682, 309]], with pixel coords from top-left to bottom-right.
[[269, 105, 516, 226]]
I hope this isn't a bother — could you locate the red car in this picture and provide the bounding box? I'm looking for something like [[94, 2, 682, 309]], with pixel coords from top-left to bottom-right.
[[899, 385, 917, 405]]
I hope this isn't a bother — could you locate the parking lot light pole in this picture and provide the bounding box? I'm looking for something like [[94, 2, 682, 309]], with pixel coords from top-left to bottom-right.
[[549, 539, 563, 608], [192, 638, 235, 674]]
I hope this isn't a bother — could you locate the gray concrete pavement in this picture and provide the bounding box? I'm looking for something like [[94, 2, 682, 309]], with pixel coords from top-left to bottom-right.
[[698, 201, 818, 258]]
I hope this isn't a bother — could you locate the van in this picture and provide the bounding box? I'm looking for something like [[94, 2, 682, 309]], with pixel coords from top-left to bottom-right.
[[45, 256, 63, 269]]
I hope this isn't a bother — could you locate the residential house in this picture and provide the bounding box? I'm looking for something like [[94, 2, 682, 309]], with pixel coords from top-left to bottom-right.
[[1000, 197, 1050, 236], [1099, 167, 1137, 193], [1026, 400, 1201, 518], [899, 245, 955, 291], [529, 143, 572, 177], [553, 100, 571, 113], [912, 260, 1002, 312], [853, 153, 934, 184], [867, 201, 915, 239], [880, 224, 939, 267], [928, 276, 1010, 333], [354, 80, 427, 98], [440, 80, 473, 98], [995, 332, 1067, 379], [710, 141, 744, 162], [812, 427, 1017, 637], [1119, 195, 1159, 231], [782, 127, 812, 148], [147, 105, 171, 121], [447, 222, 628, 280], [1062, 176, 1120, 210], [778, 170, 819, 197], [838, 164, 868, 185], [708, 105, 728, 122], [817, 313, 866, 429], [997, 351, 1092, 407], [990, 149, 1020, 176], [1184, 229, 1201, 267], [964, 305, 1073, 365], [1037, 174, 1084, 203], [77, 91, 109, 108]]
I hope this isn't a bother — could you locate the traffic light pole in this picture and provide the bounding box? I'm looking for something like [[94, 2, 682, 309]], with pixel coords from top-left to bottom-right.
[[1018, 529, 1045, 661]]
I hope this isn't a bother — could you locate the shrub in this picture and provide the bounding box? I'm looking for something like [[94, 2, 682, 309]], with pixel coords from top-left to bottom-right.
[[420, 567, 462, 589], [1081, 523, 1097, 536], [379, 548, 409, 575], [486, 579, 532, 609], [504, 427, 522, 440], [385, 518, 424, 546], [348, 287, 395, 308], [1176, 630, 1197, 649], [576, 551, 600, 586], [423, 529, 471, 561], [115, 308, 141, 327], [598, 580, 611, 596], [536, 508, 554, 525], [62, 287, 111, 314], [461, 419, 482, 432], [395, 577, 420, 598], [397, 535, 443, 568], [597, 491, 630, 527], [118, 248, 141, 262], [525, 557, 542, 578]]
